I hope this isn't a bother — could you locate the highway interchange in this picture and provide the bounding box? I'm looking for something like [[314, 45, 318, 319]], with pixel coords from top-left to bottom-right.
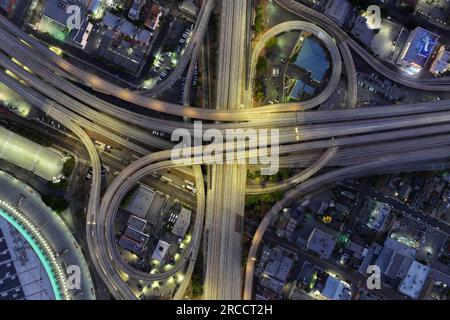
[[1, 0, 450, 300]]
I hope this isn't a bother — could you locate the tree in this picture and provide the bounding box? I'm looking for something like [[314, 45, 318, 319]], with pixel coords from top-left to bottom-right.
[[62, 156, 75, 177], [42, 195, 69, 213], [191, 274, 204, 297], [253, 5, 265, 35], [266, 37, 278, 51], [256, 56, 268, 74], [47, 178, 68, 190]]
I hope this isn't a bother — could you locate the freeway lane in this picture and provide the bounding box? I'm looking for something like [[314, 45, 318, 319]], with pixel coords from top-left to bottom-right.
[[3, 19, 450, 131], [0, 15, 345, 120], [2, 1, 450, 301], [203, 0, 248, 300]]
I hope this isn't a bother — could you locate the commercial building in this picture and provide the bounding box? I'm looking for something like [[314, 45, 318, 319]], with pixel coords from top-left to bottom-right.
[[350, 16, 374, 45], [127, 215, 147, 233], [118, 236, 144, 255], [289, 80, 315, 100], [366, 199, 391, 231], [128, 0, 144, 20], [0, 218, 55, 300], [73, 19, 93, 49], [124, 227, 149, 245], [375, 237, 417, 285], [151, 240, 170, 263], [0, 0, 16, 15], [397, 27, 440, 73], [42, 0, 87, 29], [306, 228, 337, 259], [324, 0, 351, 26], [398, 260, 430, 299], [321, 275, 352, 300], [126, 184, 155, 218], [264, 256, 294, 283], [430, 46, 450, 75], [293, 38, 330, 83], [145, 3, 162, 31], [119, 211, 149, 254], [171, 207, 192, 239]]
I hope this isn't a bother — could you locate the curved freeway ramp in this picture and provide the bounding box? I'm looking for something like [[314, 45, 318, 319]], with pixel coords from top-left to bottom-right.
[[249, 21, 342, 110]]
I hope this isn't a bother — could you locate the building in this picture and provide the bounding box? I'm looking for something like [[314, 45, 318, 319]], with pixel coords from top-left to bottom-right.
[[42, 0, 86, 30], [151, 240, 170, 263], [345, 240, 368, 259], [136, 29, 153, 45], [0, 0, 16, 15], [145, 3, 162, 31], [321, 275, 352, 300], [88, 0, 102, 13], [366, 199, 391, 231], [0, 126, 64, 181], [289, 80, 315, 100], [0, 219, 55, 300], [127, 215, 147, 232], [324, 0, 351, 26], [430, 46, 450, 75], [124, 227, 149, 245], [375, 237, 417, 284], [297, 262, 316, 286], [73, 19, 93, 49], [260, 276, 285, 295], [397, 27, 440, 74], [293, 38, 330, 83], [171, 207, 192, 238], [118, 236, 144, 254], [102, 11, 121, 29], [398, 260, 430, 299], [125, 185, 155, 218], [128, 0, 144, 20], [264, 256, 294, 283], [306, 228, 337, 259], [350, 16, 374, 46]]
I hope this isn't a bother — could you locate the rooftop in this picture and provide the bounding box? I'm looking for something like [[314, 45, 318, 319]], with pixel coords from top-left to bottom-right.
[[321, 275, 351, 300], [171, 207, 192, 239], [126, 185, 155, 218], [324, 0, 351, 26], [293, 38, 330, 83], [42, 0, 86, 28], [307, 228, 336, 259], [398, 260, 430, 299], [398, 27, 440, 70], [366, 199, 391, 231]]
